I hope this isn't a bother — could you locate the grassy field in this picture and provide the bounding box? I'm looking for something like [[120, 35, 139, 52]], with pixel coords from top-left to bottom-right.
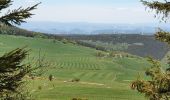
[[0, 34, 149, 100]]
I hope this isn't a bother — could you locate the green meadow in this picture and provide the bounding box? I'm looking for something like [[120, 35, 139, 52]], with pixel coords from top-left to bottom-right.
[[0, 34, 149, 100]]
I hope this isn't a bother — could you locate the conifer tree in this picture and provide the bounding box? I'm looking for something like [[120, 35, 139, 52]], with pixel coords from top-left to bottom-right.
[[131, 0, 170, 100], [0, 0, 40, 99], [0, 0, 40, 26], [0, 48, 31, 100]]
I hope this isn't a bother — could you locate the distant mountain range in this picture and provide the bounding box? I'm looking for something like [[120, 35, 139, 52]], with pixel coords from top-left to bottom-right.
[[20, 21, 170, 35]]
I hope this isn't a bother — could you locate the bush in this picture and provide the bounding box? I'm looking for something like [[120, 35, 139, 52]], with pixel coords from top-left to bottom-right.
[[70, 40, 77, 45], [71, 78, 80, 82], [72, 98, 88, 100], [62, 39, 68, 44], [52, 39, 57, 43], [49, 74, 53, 81], [96, 51, 106, 57], [38, 86, 42, 90], [109, 51, 116, 57]]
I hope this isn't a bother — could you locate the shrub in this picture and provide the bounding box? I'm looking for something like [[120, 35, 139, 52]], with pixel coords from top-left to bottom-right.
[[49, 74, 53, 81], [62, 39, 68, 44], [38, 86, 42, 90], [109, 51, 116, 57], [96, 51, 106, 57], [72, 98, 88, 100], [71, 78, 80, 82]]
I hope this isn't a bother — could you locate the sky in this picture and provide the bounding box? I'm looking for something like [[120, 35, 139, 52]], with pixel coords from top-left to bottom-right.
[[9, 0, 167, 24]]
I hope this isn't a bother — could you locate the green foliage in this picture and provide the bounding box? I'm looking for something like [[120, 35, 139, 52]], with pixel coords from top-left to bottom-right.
[[155, 28, 170, 44], [136, 0, 170, 59], [0, 0, 11, 11], [72, 98, 88, 100], [0, 48, 32, 100], [69, 40, 77, 45], [0, 0, 40, 26], [131, 57, 170, 100], [0, 0, 41, 100], [62, 39, 69, 44], [109, 51, 133, 58], [80, 40, 129, 51], [71, 78, 80, 82], [66, 34, 169, 60], [48, 74, 53, 81], [0, 24, 35, 37], [131, 1, 170, 100], [141, 0, 170, 21], [33, 32, 47, 38], [95, 51, 106, 57]]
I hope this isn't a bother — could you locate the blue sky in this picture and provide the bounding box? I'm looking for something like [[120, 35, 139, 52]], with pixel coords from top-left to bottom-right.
[[9, 0, 165, 24]]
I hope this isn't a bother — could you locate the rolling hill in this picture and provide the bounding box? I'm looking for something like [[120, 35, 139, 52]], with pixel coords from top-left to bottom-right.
[[1, 24, 168, 60], [64, 34, 169, 59], [0, 34, 150, 100]]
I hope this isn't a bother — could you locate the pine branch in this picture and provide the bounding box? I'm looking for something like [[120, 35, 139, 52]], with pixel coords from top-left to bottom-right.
[[0, 0, 12, 11], [141, 0, 170, 21], [0, 2, 41, 26], [0, 48, 31, 93], [155, 29, 170, 44]]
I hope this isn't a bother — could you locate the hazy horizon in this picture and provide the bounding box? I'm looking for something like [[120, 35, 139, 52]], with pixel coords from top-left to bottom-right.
[[19, 21, 170, 35]]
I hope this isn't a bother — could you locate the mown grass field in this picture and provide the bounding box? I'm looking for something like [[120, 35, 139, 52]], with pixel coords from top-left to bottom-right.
[[0, 34, 150, 100]]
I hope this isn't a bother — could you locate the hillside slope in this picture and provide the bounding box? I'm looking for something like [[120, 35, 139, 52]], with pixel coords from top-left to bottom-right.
[[65, 34, 169, 59], [0, 34, 150, 100]]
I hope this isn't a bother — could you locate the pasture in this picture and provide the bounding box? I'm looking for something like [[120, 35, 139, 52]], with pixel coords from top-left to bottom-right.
[[0, 34, 149, 100]]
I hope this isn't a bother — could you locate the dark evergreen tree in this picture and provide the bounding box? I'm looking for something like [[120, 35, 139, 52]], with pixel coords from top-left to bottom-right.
[[0, 0, 40, 100], [0, 48, 33, 100], [0, 0, 40, 26], [131, 0, 170, 100]]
